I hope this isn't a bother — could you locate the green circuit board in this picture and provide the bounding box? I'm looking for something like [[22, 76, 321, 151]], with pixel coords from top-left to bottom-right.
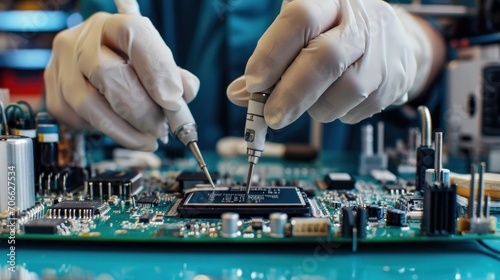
[[1, 153, 499, 246]]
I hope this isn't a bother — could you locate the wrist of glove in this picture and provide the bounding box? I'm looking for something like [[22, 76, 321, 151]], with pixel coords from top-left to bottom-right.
[[44, 12, 199, 151], [227, 0, 432, 129]]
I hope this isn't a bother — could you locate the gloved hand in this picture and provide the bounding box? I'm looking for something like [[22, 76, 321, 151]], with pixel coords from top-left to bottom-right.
[[227, 0, 432, 129], [44, 11, 199, 151]]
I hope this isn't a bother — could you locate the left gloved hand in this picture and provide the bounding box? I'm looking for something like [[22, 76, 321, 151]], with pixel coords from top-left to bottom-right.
[[227, 0, 432, 129]]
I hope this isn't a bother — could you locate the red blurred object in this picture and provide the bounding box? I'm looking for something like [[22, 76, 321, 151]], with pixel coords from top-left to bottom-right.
[[0, 68, 44, 108]]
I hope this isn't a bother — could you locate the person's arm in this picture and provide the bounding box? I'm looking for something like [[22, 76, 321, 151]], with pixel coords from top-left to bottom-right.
[[411, 15, 446, 96]]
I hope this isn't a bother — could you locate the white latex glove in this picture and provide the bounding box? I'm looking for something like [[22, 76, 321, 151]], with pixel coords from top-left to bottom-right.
[[44, 11, 200, 151], [227, 0, 432, 129]]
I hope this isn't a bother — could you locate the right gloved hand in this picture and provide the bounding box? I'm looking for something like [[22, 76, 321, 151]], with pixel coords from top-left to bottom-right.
[[44, 12, 199, 151], [227, 0, 434, 129]]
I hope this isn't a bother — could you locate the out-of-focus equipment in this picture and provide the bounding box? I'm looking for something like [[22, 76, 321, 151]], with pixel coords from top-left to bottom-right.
[[359, 122, 388, 175], [447, 42, 500, 171], [457, 162, 497, 234]]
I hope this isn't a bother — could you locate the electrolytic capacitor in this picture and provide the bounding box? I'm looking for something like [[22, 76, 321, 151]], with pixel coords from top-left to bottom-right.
[[269, 212, 288, 238], [221, 212, 239, 238], [0, 136, 35, 212], [37, 124, 59, 166]]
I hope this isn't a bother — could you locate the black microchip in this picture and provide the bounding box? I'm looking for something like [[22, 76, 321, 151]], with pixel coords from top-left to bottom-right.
[[87, 171, 142, 199], [177, 186, 310, 218], [324, 173, 355, 190], [176, 171, 219, 190], [139, 213, 155, 224], [50, 200, 109, 218], [137, 196, 159, 207], [24, 219, 67, 234], [338, 191, 357, 201]]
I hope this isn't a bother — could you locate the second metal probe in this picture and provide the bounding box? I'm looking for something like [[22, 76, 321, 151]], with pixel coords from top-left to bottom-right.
[[244, 89, 273, 194], [164, 99, 215, 189]]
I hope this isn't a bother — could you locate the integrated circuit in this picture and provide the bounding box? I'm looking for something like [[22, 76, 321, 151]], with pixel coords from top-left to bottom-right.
[[24, 219, 68, 234], [176, 171, 220, 190], [137, 196, 160, 207], [48, 200, 110, 219], [87, 171, 142, 199], [324, 173, 356, 190], [177, 186, 310, 218]]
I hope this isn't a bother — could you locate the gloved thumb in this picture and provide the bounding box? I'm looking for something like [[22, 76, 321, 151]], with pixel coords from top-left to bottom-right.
[[114, 0, 141, 15], [226, 76, 250, 107]]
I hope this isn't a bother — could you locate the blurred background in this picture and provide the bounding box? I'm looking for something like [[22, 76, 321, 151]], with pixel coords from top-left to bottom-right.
[[0, 0, 82, 109]]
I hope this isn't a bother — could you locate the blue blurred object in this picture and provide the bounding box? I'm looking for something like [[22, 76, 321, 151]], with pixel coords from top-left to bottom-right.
[[3, 240, 499, 279], [0, 49, 52, 70], [0, 11, 68, 32]]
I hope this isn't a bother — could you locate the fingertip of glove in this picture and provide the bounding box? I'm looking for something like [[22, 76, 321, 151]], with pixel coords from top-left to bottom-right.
[[264, 107, 288, 130], [227, 77, 250, 107], [180, 70, 200, 104], [393, 92, 409, 105], [140, 140, 159, 152]]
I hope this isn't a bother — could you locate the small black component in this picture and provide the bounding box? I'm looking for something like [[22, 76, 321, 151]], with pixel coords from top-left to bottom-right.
[[416, 146, 435, 191], [176, 171, 220, 190], [422, 182, 457, 236], [302, 187, 316, 198], [177, 187, 310, 218], [346, 193, 357, 201], [56, 167, 87, 193], [329, 200, 341, 209], [51, 200, 109, 217], [324, 173, 355, 190], [396, 195, 424, 211], [366, 204, 384, 220], [386, 208, 406, 226], [139, 213, 155, 224], [24, 219, 67, 234], [185, 220, 196, 229], [341, 207, 366, 238], [87, 171, 142, 199], [251, 218, 263, 230], [137, 196, 159, 207], [383, 183, 406, 193]]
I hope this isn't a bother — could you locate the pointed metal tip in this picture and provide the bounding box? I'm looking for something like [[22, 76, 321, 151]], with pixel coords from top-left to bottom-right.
[[246, 163, 255, 194], [202, 166, 216, 189]]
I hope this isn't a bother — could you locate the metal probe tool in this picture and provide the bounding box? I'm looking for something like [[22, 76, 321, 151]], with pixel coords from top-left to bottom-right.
[[244, 88, 273, 194], [113, 0, 215, 189], [164, 99, 215, 189]]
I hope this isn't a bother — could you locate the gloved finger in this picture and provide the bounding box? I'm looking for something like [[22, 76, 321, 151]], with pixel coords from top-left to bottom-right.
[[44, 70, 92, 130], [87, 45, 168, 138], [104, 14, 184, 110], [178, 67, 200, 104], [264, 17, 366, 129], [44, 32, 92, 130], [114, 0, 141, 15], [339, 70, 412, 124], [245, 0, 339, 94], [61, 72, 160, 151], [307, 63, 380, 124], [226, 76, 250, 107], [77, 13, 184, 111]]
